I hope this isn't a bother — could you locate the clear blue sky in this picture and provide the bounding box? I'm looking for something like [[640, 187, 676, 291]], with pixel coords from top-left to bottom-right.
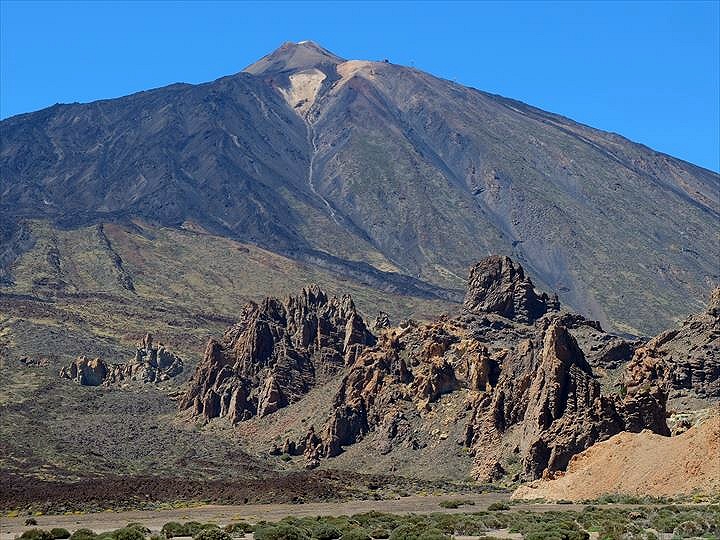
[[2, 1, 718, 171]]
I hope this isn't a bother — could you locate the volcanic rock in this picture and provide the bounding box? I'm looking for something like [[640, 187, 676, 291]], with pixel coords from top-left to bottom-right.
[[60, 356, 109, 386], [179, 285, 375, 423], [624, 287, 719, 405], [59, 333, 184, 386], [463, 256, 559, 323], [308, 256, 671, 480]]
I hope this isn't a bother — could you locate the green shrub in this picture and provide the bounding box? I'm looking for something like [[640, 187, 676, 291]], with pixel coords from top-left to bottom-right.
[[417, 529, 449, 540], [523, 524, 588, 540], [388, 524, 449, 540], [369, 529, 390, 539], [21, 529, 54, 540], [672, 520, 706, 538], [183, 523, 204, 537], [487, 502, 510, 511], [339, 529, 370, 540], [254, 523, 309, 540], [70, 530, 98, 540], [26, 519, 39, 526], [51, 530, 71, 540], [161, 523, 186, 538], [125, 524, 150, 535], [223, 523, 253, 535], [280, 454, 292, 462], [312, 524, 341, 540], [112, 528, 145, 540], [192, 530, 231, 540]]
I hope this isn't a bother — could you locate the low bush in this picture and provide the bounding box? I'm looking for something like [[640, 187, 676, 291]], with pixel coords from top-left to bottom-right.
[[112, 528, 145, 540], [192, 529, 231, 540], [223, 523, 253, 535], [125, 524, 150, 535], [51, 529, 72, 540], [388, 524, 449, 540], [369, 529, 390, 539], [312, 524, 341, 540], [672, 519, 706, 538], [183, 522, 204, 537], [338, 529, 370, 540], [487, 502, 510, 511], [254, 523, 309, 540], [25, 519, 39, 526], [70, 530, 98, 540], [161, 523, 186, 539], [20, 529, 54, 540]]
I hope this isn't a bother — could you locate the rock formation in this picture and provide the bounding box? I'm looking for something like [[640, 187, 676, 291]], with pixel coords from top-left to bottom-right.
[[60, 333, 183, 386], [60, 356, 110, 386], [298, 256, 672, 480], [463, 256, 559, 323], [179, 285, 375, 423], [179, 256, 715, 482], [624, 287, 719, 405]]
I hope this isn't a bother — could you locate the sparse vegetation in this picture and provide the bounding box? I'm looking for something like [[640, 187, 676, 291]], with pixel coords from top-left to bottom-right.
[[50, 529, 71, 539], [110, 528, 144, 540], [20, 529, 54, 540], [338, 529, 370, 540], [312, 523, 342, 540], [192, 529, 231, 540], [69, 530, 97, 540], [223, 523, 253, 535], [253, 523, 309, 540]]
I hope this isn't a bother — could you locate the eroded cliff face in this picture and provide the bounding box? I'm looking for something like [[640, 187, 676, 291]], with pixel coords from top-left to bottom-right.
[[625, 287, 719, 406], [180, 256, 716, 481], [179, 285, 375, 423]]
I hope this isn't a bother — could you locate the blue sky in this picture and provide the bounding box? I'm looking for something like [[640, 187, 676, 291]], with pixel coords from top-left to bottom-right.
[[1, 1, 718, 171]]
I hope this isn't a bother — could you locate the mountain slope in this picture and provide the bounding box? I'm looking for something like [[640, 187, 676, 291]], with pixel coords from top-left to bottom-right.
[[2, 40, 718, 334]]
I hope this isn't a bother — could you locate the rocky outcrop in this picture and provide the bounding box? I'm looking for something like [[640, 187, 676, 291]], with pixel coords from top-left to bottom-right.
[[59, 333, 184, 386], [463, 256, 559, 323], [179, 285, 375, 423], [465, 321, 668, 480], [60, 356, 110, 386], [177, 256, 707, 482], [302, 256, 671, 480], [556, 313, 640, 370], [624, 287, 719, 405]]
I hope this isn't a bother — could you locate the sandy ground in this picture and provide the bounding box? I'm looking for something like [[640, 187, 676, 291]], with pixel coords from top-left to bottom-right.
[[514, 414, 720, 501], [0, 493, 586, 539]]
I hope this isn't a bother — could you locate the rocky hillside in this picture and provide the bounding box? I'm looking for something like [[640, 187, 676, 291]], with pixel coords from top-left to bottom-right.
[[2, 41, 718, 335], [181, 256, 720, 482]]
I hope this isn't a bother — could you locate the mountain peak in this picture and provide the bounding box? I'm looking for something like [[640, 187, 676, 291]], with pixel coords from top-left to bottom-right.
[[245, 41, 345, 75]]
